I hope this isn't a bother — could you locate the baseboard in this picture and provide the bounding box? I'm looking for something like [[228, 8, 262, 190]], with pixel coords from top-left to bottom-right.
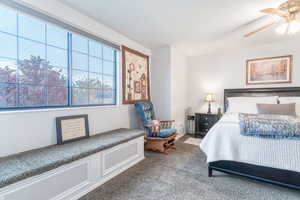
[[176, 133, 185, 140]]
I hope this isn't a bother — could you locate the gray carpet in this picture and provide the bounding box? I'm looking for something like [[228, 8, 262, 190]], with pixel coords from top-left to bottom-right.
[[79, 136, 300, 200]]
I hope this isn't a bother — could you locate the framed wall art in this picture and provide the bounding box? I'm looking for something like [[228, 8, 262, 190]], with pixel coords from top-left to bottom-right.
[[246, 55, 292, 85], [56, 114, 89, 145], [122, 45, 150, 104]]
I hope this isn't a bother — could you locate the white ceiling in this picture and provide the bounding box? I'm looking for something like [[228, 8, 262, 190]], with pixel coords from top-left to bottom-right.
[[59, 0, 299, 55]]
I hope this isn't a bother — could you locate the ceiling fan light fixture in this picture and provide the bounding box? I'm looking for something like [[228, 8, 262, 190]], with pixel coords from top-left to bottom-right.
[[288, 20, 300, 33], [275, 20, 300, 34], [275, 23, 289, 34]]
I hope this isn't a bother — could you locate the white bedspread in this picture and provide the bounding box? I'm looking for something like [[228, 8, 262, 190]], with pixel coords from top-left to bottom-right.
[[200, 113, 300, 172]]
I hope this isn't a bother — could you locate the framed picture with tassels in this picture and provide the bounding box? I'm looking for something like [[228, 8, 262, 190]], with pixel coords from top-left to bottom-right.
[[122, 45, 150, 104]]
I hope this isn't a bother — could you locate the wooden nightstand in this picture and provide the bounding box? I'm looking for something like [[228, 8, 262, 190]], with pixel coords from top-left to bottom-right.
[[195, 113, 221, 138]]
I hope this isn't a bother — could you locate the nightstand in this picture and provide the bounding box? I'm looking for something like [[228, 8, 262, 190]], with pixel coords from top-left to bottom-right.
[[195, 113, 221, 138]]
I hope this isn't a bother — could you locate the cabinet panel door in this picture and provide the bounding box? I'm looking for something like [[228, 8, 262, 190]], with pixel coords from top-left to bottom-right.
[[4, 162, 89, 200], [102, 139, 139, 176]]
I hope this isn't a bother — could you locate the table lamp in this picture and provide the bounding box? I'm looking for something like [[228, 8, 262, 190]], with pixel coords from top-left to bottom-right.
[[205, 93, 215, 114]]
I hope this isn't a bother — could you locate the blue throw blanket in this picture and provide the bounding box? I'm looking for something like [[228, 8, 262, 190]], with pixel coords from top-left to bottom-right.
[[239, 113, 300, 139]]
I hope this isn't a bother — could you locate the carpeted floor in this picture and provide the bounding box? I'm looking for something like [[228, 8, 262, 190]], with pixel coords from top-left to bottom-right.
[[79, 136, 300, 200]]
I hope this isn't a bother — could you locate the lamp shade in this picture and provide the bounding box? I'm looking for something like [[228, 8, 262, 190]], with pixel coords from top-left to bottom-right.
[[205, 93, 215, 102]]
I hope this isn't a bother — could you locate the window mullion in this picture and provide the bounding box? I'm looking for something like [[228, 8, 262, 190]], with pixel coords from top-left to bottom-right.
[[101, 46, 104, 104], [16, 11, 20, 108], [68, 32, 72, 107], [87, 40, 90, 105], [114, 50, 117, 105], [45, 24, 48, 106]]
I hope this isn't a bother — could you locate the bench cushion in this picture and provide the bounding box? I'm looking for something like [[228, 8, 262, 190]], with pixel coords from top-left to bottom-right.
[[0, 129, 144, 189]]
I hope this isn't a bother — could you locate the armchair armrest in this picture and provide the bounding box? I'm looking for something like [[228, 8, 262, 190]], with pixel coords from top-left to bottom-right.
[[159, 120, 175, 129], [144, 123, 161, 137]]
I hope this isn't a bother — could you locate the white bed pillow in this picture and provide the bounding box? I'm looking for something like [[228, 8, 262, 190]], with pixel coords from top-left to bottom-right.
[[226, 96, 278, 114], [279, 97, 300, 116]]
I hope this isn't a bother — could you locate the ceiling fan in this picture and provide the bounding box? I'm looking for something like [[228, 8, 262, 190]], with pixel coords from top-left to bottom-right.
[[244, 0, 300, 37]]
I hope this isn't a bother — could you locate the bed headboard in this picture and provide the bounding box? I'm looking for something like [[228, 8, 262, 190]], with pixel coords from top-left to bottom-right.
[[224, 87, 300, 112]]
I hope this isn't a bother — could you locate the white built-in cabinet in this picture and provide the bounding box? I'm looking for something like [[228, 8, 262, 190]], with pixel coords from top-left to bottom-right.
[[0, 136, 144, 200]]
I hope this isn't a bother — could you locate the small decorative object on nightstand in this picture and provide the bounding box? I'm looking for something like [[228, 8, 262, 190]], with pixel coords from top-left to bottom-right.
[[186, 114, 195, 135], [195, 113, 221, 138], [205, 93, 215, 114]]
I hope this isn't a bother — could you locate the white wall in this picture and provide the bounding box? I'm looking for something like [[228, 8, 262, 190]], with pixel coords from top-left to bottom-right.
[[188, 38, 300, 113], [151, 46, 172, 120], [171, 47, 188, 133], [0, 0, 151, 157], [151, 46, 188, 133]]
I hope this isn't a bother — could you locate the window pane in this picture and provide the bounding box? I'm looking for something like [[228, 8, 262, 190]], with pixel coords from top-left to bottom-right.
[[89, 88, 101, 104], [19, 84, 46, 107], [89, 57, 102, 73], [0, 5, 17, 34], [0, 58, 17, 83], [72, 88, 88, 105], [89, 72, 102, 88], [47, 86, 68, 106], [103, 75, 114, 90], [0, 32, 17, 59], [47, 46, 68, 68], [47, 25, 68, 49], [19, 38, 46, 60], [103, 46, 115, 61], [89, 40, 102, 58], [103, 60, 114, 75], [47, 66, 68, 87], [103, 89, 115, 104], [0, 83, 17, 108], [72, 34, 88, 53], [72, 51, 88, 70], [18, 56, 47, 85], [72, 70, 88, 88], [19, 14, 45, 42]]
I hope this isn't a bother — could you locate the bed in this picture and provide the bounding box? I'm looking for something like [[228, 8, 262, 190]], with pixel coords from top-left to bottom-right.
[[200, 87, 300, 190]]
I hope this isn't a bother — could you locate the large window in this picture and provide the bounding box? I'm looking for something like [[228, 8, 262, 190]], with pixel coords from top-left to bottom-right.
[[0, 4, 117, 110]]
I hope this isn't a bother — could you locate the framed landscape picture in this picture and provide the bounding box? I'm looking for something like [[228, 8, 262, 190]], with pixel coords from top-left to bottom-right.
[[246, 55, 292, 85], [122, 45, 150, 104]]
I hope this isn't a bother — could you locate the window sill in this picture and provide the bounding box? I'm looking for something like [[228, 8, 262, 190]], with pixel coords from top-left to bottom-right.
[[0, 104, 130, 115]]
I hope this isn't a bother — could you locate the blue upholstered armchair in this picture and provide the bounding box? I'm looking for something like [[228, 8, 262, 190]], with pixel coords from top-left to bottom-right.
[[135, 101, 177, 154]]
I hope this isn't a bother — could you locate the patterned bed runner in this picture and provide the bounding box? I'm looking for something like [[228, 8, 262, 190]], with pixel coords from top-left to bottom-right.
[[239, 113, 300, 139]]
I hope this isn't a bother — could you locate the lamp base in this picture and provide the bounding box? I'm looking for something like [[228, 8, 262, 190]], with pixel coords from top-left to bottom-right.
[[207, 102, 212, 114]]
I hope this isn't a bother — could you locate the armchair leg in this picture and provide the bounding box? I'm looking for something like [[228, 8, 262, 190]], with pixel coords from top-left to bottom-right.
[[145, 139, 167, 153], [145, 134, 177, 155], [158, 149, 169, 155]]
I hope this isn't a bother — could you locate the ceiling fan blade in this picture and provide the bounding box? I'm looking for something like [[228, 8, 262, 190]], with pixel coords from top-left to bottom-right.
[[244, 22, 277, 37], [261, 8, 289, 18], [279, 2, 289, 10]]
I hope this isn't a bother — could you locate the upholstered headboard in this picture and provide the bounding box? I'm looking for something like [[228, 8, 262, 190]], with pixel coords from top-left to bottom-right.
[[224, 87, 300, 112]]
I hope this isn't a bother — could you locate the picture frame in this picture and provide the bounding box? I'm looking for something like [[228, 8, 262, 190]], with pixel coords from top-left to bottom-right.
[[246, 55, 292, 85], [56, 114, 89, 145], [122, 45, 150, 104]]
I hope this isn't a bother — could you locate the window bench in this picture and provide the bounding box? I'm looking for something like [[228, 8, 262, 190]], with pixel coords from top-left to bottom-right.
[[0, 129, 144, 200]]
